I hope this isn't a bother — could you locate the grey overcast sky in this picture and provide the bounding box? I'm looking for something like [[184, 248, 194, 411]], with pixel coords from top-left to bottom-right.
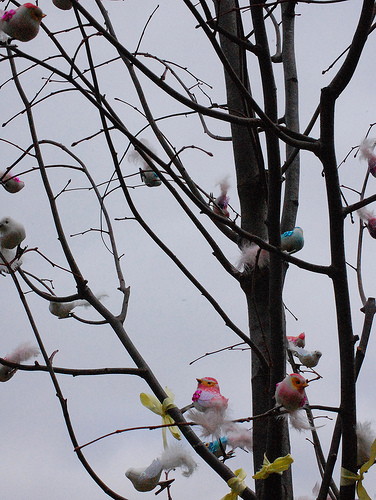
[[0, 1, 375, 499]]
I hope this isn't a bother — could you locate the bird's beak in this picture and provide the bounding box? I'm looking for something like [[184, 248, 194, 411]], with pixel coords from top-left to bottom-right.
[[196, 378, 202, 384], [42, 14, 47, 18], [302, 380, 309, 387]]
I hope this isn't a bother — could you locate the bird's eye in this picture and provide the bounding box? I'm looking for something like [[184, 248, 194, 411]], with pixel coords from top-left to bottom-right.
[[295, 379, 300, 384]]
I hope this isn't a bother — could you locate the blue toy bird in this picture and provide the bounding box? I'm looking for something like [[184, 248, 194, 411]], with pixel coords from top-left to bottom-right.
[[128, 139, 162, 187], [280, 227, 304, 254]]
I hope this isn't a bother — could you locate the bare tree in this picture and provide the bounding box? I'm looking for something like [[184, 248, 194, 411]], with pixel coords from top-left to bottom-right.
[[0, 1, 375, 499]]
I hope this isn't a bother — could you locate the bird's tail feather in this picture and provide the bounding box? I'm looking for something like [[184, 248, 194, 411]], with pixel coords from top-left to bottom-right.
[[7, 342, 39, 363], [159, 445, 197, 477]]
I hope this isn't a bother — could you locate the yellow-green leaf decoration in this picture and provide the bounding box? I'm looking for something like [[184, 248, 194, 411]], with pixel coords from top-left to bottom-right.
[[220, 468, 247, 500], [140, 387, 181, 447], [341, 438, 376, 500], [252, 453, 294, 480]]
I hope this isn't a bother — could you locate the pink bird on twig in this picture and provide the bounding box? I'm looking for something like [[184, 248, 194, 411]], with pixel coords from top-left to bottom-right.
[[213, 179, 230, 217], [360, 138, 376, 177], [357, 207, 376, 239], [286, 332, 305, 348], [192, 377, 228, 412]]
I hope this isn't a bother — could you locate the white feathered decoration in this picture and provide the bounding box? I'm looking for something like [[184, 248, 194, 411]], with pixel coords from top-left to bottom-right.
[[0, 342, 39, 382], [125, 445, 197, 492], [49, 293, 107, 319]]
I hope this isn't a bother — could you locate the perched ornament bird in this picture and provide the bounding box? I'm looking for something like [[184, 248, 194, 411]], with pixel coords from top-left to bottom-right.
[[0, 342, 39, 382], [49, 293, 107, 319], [0, 216, 26, 250], [360, 138, 376, 177], [140, 168, 162, 188], [125, 445, 197, 492], [289, 346, 322, 369], [238, 227, 304, 271], [126, 458, 163, 492], [190, 378, 229, 439], [0, 171, 25, 194], [275, 374, 312, 431], [286, 332, 305, 348], [213, 178, 230, 217], [280, 227, 304, 254], [275, 373, 308, 412], [192, 377, 228, 412], [0, 4, 46, 42], [357, 207, 376, 239], [128, 139, 162, 187]]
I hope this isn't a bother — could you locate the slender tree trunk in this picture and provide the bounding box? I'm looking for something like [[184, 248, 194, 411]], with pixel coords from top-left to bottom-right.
[[214, 2, 292, 498]]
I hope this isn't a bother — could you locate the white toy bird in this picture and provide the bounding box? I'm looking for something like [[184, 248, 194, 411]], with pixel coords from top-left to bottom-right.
[[125, 445, 197, 492], [0, 216, 26, 250], [0, 4, 45, 42], [0, 342, 39, 382], [49, 293, 107, 318], [126, 458, 163, 492], [289, 345, 322, 368]]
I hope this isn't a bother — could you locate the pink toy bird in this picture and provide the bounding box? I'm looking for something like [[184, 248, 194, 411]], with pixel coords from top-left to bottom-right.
[[360, 138, 376, 177], [192, 377, 228, 412], [275, 373, 308, 411], [0, 4, 45, 42], [357, 207, 376, 239], [213, 179, 230, 217], [286, 332, 305, 348], [0, 171, 25, 193], [275, 374, 313, 431]]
